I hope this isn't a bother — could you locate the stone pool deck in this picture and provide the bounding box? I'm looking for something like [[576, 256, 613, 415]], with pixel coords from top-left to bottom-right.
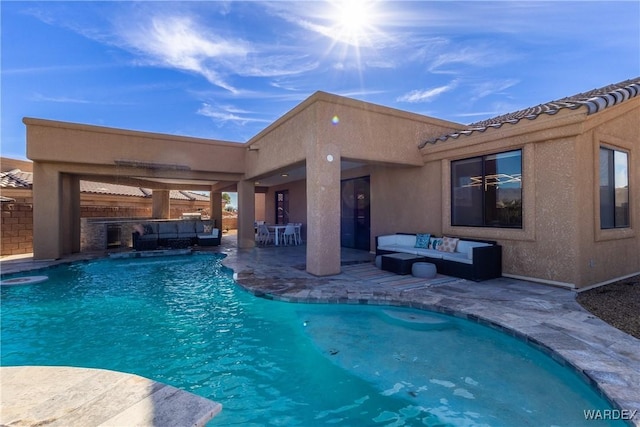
[[2, 236, 639, 426], [0, 366, 221, 427], [220, 243, 640, 426]]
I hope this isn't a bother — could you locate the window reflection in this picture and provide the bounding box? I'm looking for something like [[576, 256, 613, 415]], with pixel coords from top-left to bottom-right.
[[451, 150, 522, 228], [600, 147, 629, 229]]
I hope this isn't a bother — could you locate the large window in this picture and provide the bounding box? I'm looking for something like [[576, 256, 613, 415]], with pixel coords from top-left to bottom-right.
[[451, 150, 522, 228], [600, 147, 629, 229]]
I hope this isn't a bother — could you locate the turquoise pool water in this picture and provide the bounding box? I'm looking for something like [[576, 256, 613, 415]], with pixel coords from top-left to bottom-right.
[[1, 253, 623, 426]]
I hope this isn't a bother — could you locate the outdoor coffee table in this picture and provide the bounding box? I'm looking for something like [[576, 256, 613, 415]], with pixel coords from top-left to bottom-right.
[[168, 238, 191, 249], [381, 253, 426, 275]]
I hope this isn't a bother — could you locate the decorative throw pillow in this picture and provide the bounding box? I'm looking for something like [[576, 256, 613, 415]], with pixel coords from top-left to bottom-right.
[[430, 238, 443, 250], [203, 224, 213, 233], [437, 236, 459, 253], [414, 233, 431, 248], [143, 224, 154, 235]]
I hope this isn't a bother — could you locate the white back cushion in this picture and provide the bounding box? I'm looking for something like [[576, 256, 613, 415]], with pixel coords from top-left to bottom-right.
[[457, 240, 491, 259], [396, 234, 417, 247], [377, 235, 397, 246]]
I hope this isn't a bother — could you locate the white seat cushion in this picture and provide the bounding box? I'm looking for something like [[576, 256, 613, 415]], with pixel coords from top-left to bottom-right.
[[441, 252, 473, 264], [378, 244, 418, 255], [414, 248, 444, 259], [197, 228, 219, 238]]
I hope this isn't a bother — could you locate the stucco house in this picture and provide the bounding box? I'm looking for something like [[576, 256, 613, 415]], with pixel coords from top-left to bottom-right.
[[23, 78, 639, 289]]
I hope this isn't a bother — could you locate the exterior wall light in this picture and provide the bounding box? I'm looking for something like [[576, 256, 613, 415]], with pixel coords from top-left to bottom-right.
[[326, 154, 334, 162]]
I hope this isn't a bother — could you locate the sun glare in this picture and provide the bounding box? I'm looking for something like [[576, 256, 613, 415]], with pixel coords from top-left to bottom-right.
[[329, 0, 379, 47]]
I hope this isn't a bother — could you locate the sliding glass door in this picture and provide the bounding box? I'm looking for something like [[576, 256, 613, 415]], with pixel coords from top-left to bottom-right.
[[275, 190, 289, 225], [341, 177, 370, 250]]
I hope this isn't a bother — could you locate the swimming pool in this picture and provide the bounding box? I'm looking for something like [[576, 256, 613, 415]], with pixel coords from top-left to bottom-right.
[[1, 253, 623, 426]]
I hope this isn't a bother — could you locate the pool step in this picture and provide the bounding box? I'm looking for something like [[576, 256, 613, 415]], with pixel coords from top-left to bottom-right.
[[109, 249, 192, 259]]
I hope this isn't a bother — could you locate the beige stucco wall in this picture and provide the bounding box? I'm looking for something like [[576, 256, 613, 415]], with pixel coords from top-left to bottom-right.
[[369, 163, 442, 245], [574, 104, 640, 286], [245, 92, 462, 180], [415, 100, 639, 288], [25, 118, 246, 176], [1, 158, 33, 172]]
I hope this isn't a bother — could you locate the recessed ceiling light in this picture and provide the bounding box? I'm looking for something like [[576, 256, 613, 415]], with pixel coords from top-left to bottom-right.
[[281, 173, 289, 177]]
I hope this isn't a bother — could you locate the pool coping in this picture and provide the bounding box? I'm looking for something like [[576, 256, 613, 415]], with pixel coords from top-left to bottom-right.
[[2, 245, 639, 426], [0, 366, 221, 427], [219, 247, 640, 427]]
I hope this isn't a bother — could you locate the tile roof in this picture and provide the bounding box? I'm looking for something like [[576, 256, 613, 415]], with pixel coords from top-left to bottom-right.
[[0, 170, 210, 201], [81, 181, 150, 197], [419, 77, 640, 148], [169, 190, 210, 201], [0, 169, 32, 188]]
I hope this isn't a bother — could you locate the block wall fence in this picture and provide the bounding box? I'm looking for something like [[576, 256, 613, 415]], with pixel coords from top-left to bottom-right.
[[2, 198, 236, 256], [1, 201, 33, 256]]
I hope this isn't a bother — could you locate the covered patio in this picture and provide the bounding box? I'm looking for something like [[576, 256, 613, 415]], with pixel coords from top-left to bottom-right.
[[24, 91, 462, 278]]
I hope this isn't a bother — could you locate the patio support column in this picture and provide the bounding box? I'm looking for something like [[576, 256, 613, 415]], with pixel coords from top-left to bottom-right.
[[32, 162, 62, 259], [210, 190, 223, 230], [60, 173, 81, 255], [152, 190, 170, 219], [237, 179, 256, 248], [306, 144, 341, 276]]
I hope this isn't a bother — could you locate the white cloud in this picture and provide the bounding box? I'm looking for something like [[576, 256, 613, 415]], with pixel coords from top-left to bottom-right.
[[428, 46, 516, 74], [197, 103, 271, 126], [470, 79, 520, 101], [235, 55, 319, 78], [397, 81, 458, 103], [31, 93, 92, 104], [112, 11, 320, 90], [116, 15, 250, 93], [365, 59, 396, 69], [30, 92, 134, 106]]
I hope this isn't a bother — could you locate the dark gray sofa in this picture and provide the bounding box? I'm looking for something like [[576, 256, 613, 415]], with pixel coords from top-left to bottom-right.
[[375, 233, 502, 281], [132, 220, 218, 250]]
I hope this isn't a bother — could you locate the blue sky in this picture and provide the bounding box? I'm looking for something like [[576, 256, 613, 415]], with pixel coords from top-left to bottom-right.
[[2, 1, 639, 161]]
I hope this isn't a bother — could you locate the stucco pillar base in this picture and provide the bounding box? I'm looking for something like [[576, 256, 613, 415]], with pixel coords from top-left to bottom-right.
[[237, 180, 256, 249], [61, 174, 81, 254], [210, 190, 223, 230], [32, 162, 62, 260], [306, 146, 341, 276]]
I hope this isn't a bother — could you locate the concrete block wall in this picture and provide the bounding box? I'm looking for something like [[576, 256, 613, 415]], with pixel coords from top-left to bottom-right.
[[221, 216, 238, 231], [1, 202, 34, 256], [81, 206, 152, 218], [1, 200, 218, 256]]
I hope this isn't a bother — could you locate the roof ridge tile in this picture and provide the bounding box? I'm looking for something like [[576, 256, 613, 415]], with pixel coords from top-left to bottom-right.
[[420, 77, 640, 147]]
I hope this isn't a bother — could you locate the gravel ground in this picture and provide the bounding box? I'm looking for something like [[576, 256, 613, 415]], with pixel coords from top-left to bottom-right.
[[576, 275, 640, 339]]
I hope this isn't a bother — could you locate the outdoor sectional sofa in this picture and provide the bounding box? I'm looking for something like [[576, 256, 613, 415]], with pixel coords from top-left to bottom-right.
[[375, 233, 502, 281], [132, 220, 220, 250]]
